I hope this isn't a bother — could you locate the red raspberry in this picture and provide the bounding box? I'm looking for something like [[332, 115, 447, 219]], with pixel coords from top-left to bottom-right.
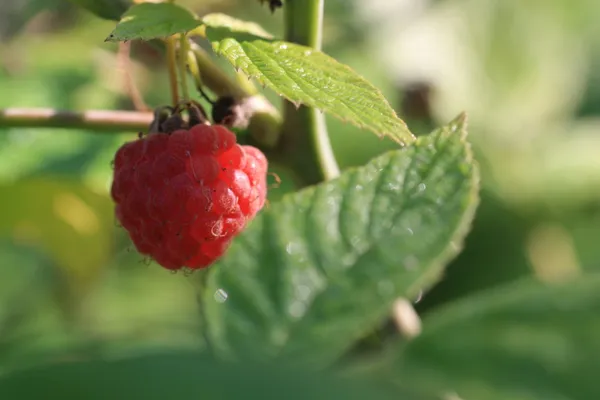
[[111, 124, 268, 271]]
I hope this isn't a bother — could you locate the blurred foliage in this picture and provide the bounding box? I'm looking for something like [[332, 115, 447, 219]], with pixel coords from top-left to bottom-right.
[[0, 0, 600, 393], [397, 274, 600, 400], [0, 351, 430, 400]]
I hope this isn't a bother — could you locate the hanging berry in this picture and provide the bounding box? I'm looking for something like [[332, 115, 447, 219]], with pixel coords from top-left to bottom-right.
[[111, 104, 268, 271]]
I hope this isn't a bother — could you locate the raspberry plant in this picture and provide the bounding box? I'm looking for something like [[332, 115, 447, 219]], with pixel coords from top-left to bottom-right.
[[0, 1, 596, 400]]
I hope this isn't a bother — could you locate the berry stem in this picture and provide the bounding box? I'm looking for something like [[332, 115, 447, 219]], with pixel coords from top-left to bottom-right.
[[0, 108, 152, 131], [280, 0, 340, 185], [166, 36, 180, 107], [178, 35, 191, 103]]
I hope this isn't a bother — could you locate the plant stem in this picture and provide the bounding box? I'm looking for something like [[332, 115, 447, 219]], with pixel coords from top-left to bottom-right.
[[0, 108, 152, 132], [165, 37, 180, 106], [186, 49, 204, 95], [286, 0, 323, 49], [178, 35, 191, 102], [281, 0, 340, 185], [0, 42, 284, 149], [118, 41, 149, 111]]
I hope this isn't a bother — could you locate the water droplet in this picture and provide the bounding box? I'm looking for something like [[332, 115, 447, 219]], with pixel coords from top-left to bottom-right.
[[406, 227, 414, 236], [413, 290, 424, 304], [279, 44, 288, 50], [304, 50, 312, 56], [417, 183, 427, 192], [354, 184, 364, 191], [214, 289, 228, 303]]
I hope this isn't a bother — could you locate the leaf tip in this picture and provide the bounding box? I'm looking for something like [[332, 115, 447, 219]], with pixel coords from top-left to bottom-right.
[[449, 112, 469, 139]]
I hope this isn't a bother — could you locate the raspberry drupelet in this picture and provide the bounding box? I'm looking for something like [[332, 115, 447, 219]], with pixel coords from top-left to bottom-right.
[[111, 124, 268, 271]]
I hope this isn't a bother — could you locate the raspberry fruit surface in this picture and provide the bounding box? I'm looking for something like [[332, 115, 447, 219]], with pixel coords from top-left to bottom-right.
[[111, 124, 268, 270]]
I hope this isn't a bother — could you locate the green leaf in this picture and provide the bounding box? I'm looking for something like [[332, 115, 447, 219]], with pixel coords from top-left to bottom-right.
[[200, 13, 274, 40], [0, 352, 430, 400], [69, 0, 130, 21], [200, 114, 479, 365], [204, 24, 414, 144], [396, 274, 600, 400], [105, 3, 200, 42]]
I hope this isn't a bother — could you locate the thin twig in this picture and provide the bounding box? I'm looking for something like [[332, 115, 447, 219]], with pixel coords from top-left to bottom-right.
[[117, 41, 149, 111], [178, 35, 191, 102], [165, 37, 180, 106], [197, 84, 215, 105], [0, 108, 153, 132]]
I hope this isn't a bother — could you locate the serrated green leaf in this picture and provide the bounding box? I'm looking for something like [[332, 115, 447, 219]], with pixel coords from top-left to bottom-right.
[[0, 352, 429, 400], [200, 115, 479, 365], [396, 274, 600, 400], [69, 0, 130, 21], [204, 29, 414, 144], [105, 3, 200, 42]]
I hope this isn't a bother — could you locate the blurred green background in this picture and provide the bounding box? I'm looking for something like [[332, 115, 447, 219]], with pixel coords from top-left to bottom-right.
[[0, 0, 599, 377]]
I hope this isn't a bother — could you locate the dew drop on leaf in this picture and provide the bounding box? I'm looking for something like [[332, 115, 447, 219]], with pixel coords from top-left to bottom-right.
[[214, 288, 228, 303], [413, 290, 424, 304]]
